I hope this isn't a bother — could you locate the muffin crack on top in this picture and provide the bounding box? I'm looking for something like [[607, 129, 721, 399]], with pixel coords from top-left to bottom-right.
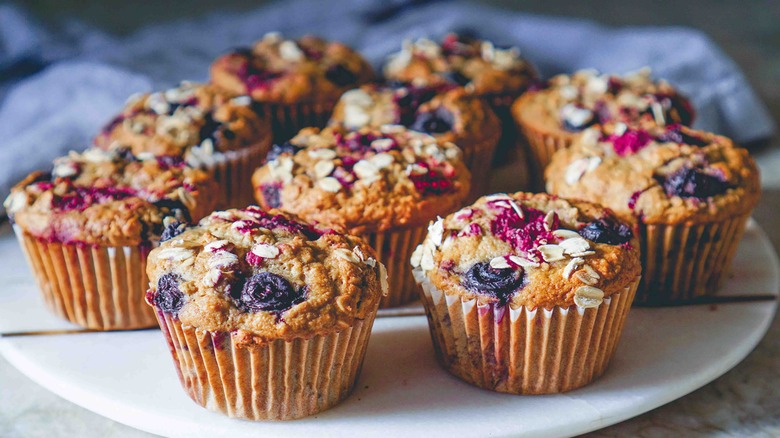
[[145, 206, 387, 343]]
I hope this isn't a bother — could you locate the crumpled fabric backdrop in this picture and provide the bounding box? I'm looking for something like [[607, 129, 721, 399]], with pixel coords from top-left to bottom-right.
[[0, 0, 775, 215]]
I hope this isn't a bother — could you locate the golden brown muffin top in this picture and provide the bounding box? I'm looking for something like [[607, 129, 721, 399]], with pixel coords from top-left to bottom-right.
[[412, 192, 641, 310], [329, 84, 500, 150], [512, 68, 694, 137], [382, 33, 537, 97], [252, 125, 471, 235], [210, 33, 375, 104], [145, 206, 386, 343], [94, 82, 272, 166], [545, 124, 760, 225], [4, 148, 218, 246]]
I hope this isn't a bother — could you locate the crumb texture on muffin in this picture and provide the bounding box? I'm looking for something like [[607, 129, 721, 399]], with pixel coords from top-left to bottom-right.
[[252, 125, 471, 234], [412, 192, 640, 310], [330, 85, 500, 149], [95, 82, 272, 166], [145, 206, 386, 343], [545, 124, 761, 225], [210, 33, 375, 104], [382, 33, 537, 97], [513, 68, 694, 137], [4, 148, 217, 246]]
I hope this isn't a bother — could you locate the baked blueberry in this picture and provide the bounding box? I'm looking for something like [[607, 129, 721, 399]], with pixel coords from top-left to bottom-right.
[[461, 262, 524, 305], [660, 166, 730, 199], [155, 273, 185, 314], [579, 218, 632, 245], [411, 107, 454, 134], [239, 272, 305, 313]]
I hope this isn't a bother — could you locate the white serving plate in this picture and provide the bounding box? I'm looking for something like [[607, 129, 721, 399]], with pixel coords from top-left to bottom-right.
[[0, 220, 777, 438]]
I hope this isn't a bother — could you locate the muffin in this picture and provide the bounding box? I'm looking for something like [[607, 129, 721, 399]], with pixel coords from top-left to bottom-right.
[[512, 68, 694, 186], [95, 81, 272, 208], [545, 124, 760, 303], [411, 192, 641, 394], [210, 32, 375, 141], [382, 33, 538, 186], [329, 84, 500, 200], [252, 125, 470, 307], [4, 147, 218, 330], [145, 206, 386, 420]]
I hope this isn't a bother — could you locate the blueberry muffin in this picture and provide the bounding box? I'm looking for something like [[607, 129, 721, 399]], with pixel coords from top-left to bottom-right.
[[4, 147, 218, 330], [146, 206, 386, 420], [412, 192, 640, 394], [330, 84, 500, 200], [252, 125, 470, 307], [545, 124, 760, 303], [210, 32, 375, 141], [95, 81, 272, 208], [382, 33, 538, 183], [512, 68, 694, 185]]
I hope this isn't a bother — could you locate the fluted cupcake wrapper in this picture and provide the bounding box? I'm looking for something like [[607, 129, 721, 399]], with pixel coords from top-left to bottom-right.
[[459, 133, 501, 204], [515, 121, 574, 190], [13, 226, 158, 330], [364, 224, 428, 308], [155, 310, 376, 421], [254, 101, 334, 144], [203, 142, 269, 209], [485, 94, 531, 191], [637, 214, 751, 304], [415, 268, 639, 394]]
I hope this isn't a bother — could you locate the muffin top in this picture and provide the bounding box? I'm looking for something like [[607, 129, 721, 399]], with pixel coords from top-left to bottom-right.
[[210, 33, 375, 104], [412, 192, 640, 310], [329, 84, 501, 149], [94, 82, 272, 167], [545, 124, 760, 225], [145, 206, 386, 343], [252, 125, 471, 234], [512, 68, 694, 135], [4, 148, 218, 246], [382, 33, 537, 97]]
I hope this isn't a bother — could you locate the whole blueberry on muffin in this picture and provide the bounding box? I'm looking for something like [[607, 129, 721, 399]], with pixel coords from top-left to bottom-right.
[[383, 33, 538, 190], [512, 68, 694, 184], [330, 84, 500, 200], [210, 32, 375, 140], [146, 206, 386, 420], [4, 147, 218, 330], [545, 123, 760, 303], [95, 81, 272, 208], [252, 125, 470, 307], [412, 192, 640, 394]]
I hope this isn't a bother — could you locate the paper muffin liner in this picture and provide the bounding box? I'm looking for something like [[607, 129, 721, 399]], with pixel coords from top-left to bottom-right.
[[483, 94, 532, 192], [155, 310, 377, 421], [415, 268, 639, 394], [458, 132, 500, 203], [363, 224, 429, 308], [202, 142, 269, 209], [637, 213, 751, 304], [254, 101, 335, 144], [13, 226, 158, 330], [515, 119, 574, 191]]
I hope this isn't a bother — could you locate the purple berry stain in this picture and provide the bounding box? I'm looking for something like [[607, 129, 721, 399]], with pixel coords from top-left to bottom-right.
[[53, 186, 136, 212], [239, 272, 306, 313], [607, 128, 653, 156], [261, 182, 282, 208], [490, 205, 558, 257]]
